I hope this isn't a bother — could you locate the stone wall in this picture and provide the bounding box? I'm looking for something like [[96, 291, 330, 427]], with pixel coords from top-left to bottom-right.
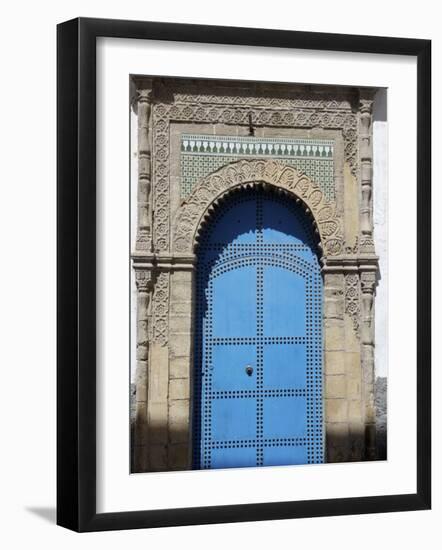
[[130, 376, 387, 467], [130, 76, 380, 472]]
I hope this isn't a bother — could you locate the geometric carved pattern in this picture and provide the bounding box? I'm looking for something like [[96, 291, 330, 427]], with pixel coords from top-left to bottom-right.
[[151, 271, 169, 345], [345, 273, 360, 335], [173, 159, 343, 260], [151, 98, 357, 253], [181, 135, 335, 200]]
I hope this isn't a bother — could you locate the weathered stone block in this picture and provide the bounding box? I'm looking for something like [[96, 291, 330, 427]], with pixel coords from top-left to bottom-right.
[[345, 352, 361, 378], [171, 280, 192, 302], [170, 357, 190, 379], [149, 343, 169, 401], [348, 400, 363, 423], [348, 428, 365, 461], [132, 444, 149, 472], [325, 351, 346, 375], [134, 414, 149, 446], [324, 273, 344, 288], [169, 399, 190, 443], [135, 360, 148, 402], [347, 377, 361, 398], [344, 315, 360, 352], [170, 301, 192, 314], [169, 443, 190, 469], [324, 321, 345, 351], [169, 314, 192, 333], [324, 297, 344, 320], [326, 422, 350, 462], [169, 377, 190, 400], [136, 344, 148, 361], [147, 402, 168, 443], [149, 444, 168, 471], [325, 375, 346, 398], [325, 398, 348, 422], [171, 270, 192, 283], [169, 333, 192, 358]]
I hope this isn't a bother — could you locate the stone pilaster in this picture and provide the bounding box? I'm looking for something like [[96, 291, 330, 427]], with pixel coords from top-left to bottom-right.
[[323, 271, 348, 461], [136, 89, 153, 251], [133, 269, 155, 472], [360, 270, 377, 460], [357, 90, 378, 459], [167, 268, 194, 470], [359, 92, 375, 254]]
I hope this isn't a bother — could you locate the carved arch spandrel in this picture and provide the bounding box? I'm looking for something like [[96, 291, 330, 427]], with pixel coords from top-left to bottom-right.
[[173, 159, 343, 261]]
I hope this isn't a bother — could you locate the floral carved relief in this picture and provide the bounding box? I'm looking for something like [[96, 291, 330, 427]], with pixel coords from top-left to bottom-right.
[[173, 159, 343, 260], [345, 273, 361, 335], [151, 271, 169, 345], [150, 99, 357, 254]]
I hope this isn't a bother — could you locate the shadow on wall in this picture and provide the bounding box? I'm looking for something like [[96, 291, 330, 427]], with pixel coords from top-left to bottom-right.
[[375, 377, 387, 460], [130, 377, 387, 472]]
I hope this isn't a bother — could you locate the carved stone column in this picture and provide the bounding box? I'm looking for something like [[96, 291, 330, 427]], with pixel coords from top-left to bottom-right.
[[136, 89, 153, 251], [360, 270, 377, 460], [133, 269, 155, 472], [358, 91, 378, 459], [359, 92, 375, 254]]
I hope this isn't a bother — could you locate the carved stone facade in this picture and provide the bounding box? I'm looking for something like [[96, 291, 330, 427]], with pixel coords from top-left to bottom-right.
[[131, 76, 379, 472]]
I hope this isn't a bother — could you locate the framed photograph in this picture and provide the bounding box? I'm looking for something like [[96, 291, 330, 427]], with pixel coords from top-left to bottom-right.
[[57, 17, 431, 531]]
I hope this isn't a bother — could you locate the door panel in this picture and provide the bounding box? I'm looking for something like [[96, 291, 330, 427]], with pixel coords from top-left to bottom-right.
[[194, 189, 323, 470], [212, 267, 257, 337], [263, 396, 307, 439], [212, 344, 257, 391], [211, 399, 257, 440], [263, 343, 307, 389], [263, 266, 306, 337], [263, 445, 308, 467]]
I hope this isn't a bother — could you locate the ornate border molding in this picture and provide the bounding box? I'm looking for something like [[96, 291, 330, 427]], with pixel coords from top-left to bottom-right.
[[345, 273, 361, 336], [135, 89, 153, 252], [151, 271, 170, 345], [150, 99, 358, 253], [173, 159, 343, 260]]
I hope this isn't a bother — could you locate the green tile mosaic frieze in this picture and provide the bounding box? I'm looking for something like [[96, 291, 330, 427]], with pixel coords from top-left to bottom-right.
[[180, 135, 335, 200]]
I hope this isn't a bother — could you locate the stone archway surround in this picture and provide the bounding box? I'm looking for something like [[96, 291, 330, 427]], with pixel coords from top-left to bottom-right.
[[173, 159, 343, 259], [134, 158, 377, 472], [160, 159, 369, 469], [131, 82, 379, 473]]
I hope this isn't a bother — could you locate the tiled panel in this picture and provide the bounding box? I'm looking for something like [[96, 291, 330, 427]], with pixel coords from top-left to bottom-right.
[[181, 135, 335, 200]]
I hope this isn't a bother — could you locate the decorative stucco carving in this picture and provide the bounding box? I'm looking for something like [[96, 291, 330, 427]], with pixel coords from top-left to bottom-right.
[[360, 270, 377, 344], [151, 98, 358, 253], [136, 90, 153, 251], [173, 159, 343, 260], [151, 271, 169, 345], [344, 236, 359, 255], [359, 95, 375, 254], [135, 269, 154, 292], [345, 273, 360, 335], [134, 269, 154, 364], [172, 89, 355, 110]]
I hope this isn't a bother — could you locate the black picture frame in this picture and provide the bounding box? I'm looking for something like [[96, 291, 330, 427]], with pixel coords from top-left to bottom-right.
[[57, 17, 431, 532]]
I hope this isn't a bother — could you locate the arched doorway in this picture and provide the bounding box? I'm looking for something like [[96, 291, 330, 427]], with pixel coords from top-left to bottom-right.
[[193, 186, 324, 469]]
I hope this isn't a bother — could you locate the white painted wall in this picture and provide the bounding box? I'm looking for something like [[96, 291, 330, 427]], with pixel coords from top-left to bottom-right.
[[373, 89, 388, 377]]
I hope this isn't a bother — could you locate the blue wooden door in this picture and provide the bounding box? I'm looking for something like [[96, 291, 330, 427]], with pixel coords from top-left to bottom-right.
[[193, 189, 323, 469]]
